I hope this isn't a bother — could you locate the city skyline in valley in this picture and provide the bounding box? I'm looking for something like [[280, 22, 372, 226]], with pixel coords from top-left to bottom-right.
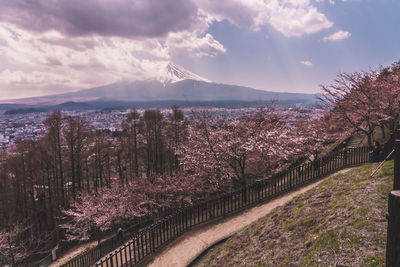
[[0, 0, 399, 100]]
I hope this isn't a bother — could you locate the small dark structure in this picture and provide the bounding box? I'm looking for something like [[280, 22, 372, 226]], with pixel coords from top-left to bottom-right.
[[386, 131, 400, 267]]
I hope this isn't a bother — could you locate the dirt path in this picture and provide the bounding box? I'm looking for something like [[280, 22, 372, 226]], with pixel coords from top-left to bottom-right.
[[146, 170, 354, 267]]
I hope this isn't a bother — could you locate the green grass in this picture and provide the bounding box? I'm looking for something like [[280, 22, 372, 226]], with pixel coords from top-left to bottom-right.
[[343, 229, 362, 247], [363, 253, 386, 267], [302, 229, 340, 266]]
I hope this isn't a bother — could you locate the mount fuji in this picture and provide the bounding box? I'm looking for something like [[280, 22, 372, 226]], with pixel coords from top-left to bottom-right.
[[0, 62, 317, 108], [161, 62, 211, 84]]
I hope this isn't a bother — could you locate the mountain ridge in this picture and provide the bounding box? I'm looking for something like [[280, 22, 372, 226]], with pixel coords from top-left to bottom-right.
[[0, 79, 317, 106], [0, 62, 317, 107]]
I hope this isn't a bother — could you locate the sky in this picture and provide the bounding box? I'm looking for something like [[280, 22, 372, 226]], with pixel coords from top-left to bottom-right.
[[0, 0, 399, 100]]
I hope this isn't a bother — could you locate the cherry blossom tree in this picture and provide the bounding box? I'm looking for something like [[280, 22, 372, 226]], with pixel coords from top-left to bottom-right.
[[294, 109, 344, 159], [0, 224, 40, 266], [179, 107, 319, 194], [60, 172, 212, 242], [375, 62, 400, 133], [320, 71, 385, 146]]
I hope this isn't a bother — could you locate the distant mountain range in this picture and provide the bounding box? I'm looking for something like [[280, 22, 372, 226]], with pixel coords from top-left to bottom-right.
[[0, 62, 317, 111]]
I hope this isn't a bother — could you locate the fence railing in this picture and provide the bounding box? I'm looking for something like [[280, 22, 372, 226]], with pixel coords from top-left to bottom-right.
[[54, 216, 156, 267], [61, 146, 370, 267]]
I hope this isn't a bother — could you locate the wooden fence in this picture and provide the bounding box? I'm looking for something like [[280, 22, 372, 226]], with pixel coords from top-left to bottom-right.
[[60, 146, 370, 267]]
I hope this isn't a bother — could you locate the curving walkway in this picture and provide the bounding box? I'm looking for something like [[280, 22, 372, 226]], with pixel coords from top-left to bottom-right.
[[146, 170, 353, 267]]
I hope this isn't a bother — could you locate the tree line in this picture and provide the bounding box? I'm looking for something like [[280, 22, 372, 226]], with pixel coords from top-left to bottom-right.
[[0, 105, 337, 264], [0, 106, 189, 263]]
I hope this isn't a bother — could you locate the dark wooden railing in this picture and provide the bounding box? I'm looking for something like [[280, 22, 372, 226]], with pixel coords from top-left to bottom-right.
[[61, 146, 370, 267]]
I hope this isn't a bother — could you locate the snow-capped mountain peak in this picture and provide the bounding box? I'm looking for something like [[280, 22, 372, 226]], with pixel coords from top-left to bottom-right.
[[162, 62, 211, 84]]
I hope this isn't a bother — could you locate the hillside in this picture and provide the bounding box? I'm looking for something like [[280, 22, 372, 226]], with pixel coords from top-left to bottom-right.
[[194, 162, 393, 267]]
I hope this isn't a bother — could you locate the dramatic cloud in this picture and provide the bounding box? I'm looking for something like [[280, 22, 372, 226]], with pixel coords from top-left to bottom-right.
[[0, 0, 333, 39], [300, 60, 313, 66], [323, 30, 351, 41], [268, 4, 332, 37], [166, 32, 227, 58], [194, 0, 267, 29], [195, 0, 333, 37], [0, 0, 202, 38]]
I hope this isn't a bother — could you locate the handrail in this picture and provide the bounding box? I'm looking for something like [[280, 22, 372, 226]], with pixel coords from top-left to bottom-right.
[[61, 146, 371, 267]]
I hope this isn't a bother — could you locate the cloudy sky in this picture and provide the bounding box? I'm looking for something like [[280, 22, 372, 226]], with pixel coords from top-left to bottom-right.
[[0, 0, 399, 100]]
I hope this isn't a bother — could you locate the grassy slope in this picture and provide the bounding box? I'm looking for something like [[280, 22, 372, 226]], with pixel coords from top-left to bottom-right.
[[195, 161, 393, 267]]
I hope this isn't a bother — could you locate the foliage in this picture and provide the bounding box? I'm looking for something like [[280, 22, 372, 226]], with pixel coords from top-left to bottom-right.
[[180, 107, 338, 190], [320, 61, 400, 145], [60, 173, 213, 240]]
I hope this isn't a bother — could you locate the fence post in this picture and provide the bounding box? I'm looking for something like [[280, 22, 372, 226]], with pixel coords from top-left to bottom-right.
[[386, 191, 400, 266], [386, 133, 400, 266], [150, 227, 155, 252], [394, 135, 400, 191], [110, 253, 114, 267]]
